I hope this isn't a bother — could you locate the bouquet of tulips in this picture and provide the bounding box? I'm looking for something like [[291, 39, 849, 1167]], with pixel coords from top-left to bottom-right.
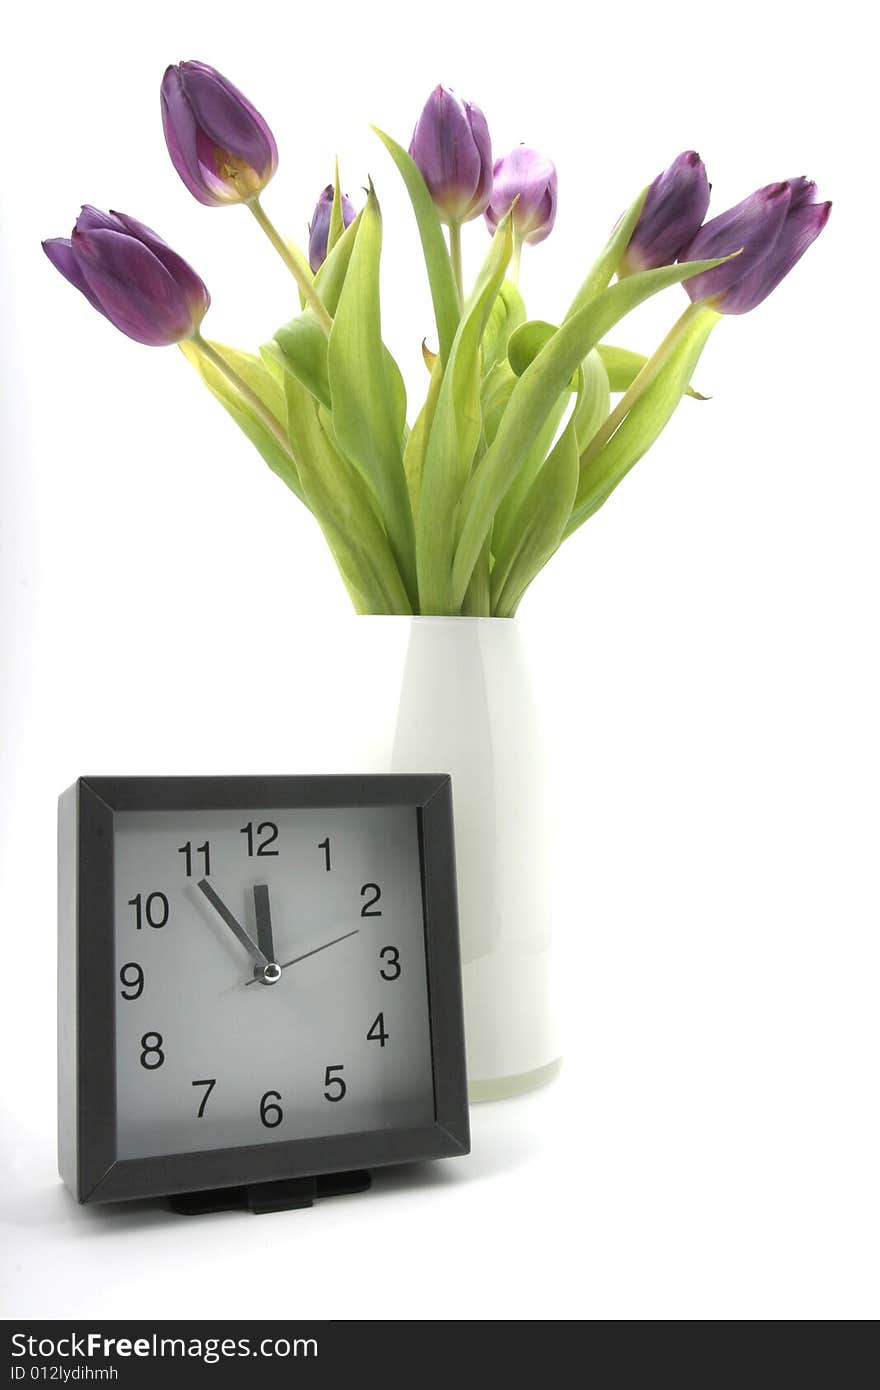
[[44, 64, 830, 617]]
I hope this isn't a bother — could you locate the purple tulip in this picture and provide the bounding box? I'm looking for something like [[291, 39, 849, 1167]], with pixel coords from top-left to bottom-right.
[[42, 207, 210, 346], [620, 151, 710, 274], [485, 147, 558, 245], [681, 177, 831, 314], [161, 60, 278, 206], [409, 85, 493, 224], [308, 185, 357, 272]]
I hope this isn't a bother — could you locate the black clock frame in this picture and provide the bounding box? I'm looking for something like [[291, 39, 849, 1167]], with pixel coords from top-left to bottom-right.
[[58, 773, 470, 1204]]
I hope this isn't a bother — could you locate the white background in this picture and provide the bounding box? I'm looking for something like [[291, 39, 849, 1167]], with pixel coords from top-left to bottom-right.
[[1, 0, 878, 1321]]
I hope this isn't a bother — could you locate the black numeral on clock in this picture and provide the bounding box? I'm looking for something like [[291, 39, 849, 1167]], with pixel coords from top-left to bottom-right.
[[128, 892, 169, 930], [241, 822, 279, 856], [259, 1090, 283, 1127], [192, 1078, 216, 1118], [323, 1064, 346, 1102], [379, 946, 401, 981], [367, 1012, 389, 1047], [360, 883, 382, 916], [178, 840, 210, 877], [119, 962, 144, 1000], [318, 836, 331, 871], [139, 1032, 165, 1070]]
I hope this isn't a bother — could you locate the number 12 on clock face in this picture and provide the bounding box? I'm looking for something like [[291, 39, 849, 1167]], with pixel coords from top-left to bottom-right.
[[58, 775, 469, 1205]]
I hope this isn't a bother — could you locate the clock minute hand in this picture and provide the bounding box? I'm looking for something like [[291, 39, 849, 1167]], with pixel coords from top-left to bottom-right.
[[197, 878, 270, 971]]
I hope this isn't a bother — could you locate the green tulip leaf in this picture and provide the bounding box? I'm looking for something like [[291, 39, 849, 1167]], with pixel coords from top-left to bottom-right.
[[451, 250, 733, 607], [271, 311, 332, 410], [573, 349, 612, 451], [567, 305, 720, 535], [565, 186, 648, 320], [404, 356, 443, 515], [482, 280, 527, 375], [461, 535, 492, 616], [599, 343, 707, 399], [508, 319, 580, 391], [191, 340, 286, 421], [180, 339, 304, 504], [285, 372, 411, 615], [328, 159, 346, 257], [491, 412, 580, 617], [258, 339, 285, 389], [328, 183, 417, 608], [372, 126, 460, 364], [384, 348, 408, 450], [507, 319, 555, 376], [313, 210, 361, 316], [492, 387, 570, 559], [481, 361, 518, 446], [416, 209, 514, 612], [314, 206, 407, 440]]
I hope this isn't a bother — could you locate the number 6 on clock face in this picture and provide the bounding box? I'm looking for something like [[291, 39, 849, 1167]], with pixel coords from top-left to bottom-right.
[[58, 775, 469, 1205]]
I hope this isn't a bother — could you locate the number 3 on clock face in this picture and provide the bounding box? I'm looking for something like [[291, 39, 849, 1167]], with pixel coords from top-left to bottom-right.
[[57, 776, 469, 1204]]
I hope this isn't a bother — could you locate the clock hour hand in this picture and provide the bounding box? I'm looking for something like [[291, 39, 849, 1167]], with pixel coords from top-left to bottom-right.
[[196, 879, 278, 981], [252, 883, 276, 965]]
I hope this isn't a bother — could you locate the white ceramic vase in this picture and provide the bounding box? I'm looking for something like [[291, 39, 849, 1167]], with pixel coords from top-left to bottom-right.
[[389, 617, 560, 1101]]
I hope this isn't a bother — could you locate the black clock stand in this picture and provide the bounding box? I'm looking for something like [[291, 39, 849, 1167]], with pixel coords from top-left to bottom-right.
[[169, 1169, 372, 1215]]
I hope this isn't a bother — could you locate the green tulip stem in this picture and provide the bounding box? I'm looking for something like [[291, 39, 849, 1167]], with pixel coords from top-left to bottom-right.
[[448, 220, 464, 305], [249, 198, 333, 336], [189, 334, 294, 458], [579, 300, 716, 469]]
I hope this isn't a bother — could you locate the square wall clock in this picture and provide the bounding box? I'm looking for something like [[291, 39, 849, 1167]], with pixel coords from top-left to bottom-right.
[[58, 774, 469, 1208]]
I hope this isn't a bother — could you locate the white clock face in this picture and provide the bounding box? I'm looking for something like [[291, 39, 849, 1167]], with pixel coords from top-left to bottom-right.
[[112, 806, 435, 1160]]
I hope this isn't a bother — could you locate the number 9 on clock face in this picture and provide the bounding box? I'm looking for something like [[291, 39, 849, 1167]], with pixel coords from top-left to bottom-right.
[[58, 775, 469, 1205]]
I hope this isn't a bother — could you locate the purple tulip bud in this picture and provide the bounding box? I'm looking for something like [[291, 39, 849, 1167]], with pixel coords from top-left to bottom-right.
[[161, 60, 278, 207], [680, 178, 831, 314], [42, 207, 210, 346], [620, 151, 710, 274], [308, 185, 357, 272], [409, 85, 493, 224], [485, 147, 558, 245]]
